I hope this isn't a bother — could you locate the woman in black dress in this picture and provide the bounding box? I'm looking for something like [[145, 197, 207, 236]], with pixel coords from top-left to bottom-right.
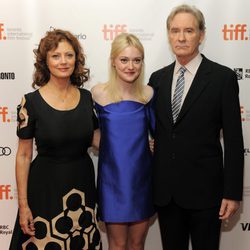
[[9, 29, 102, 250]]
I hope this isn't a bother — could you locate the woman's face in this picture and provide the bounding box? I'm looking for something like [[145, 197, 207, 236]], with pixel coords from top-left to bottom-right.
[[47, 40, 76, 81], [113, 46, 143, 84]]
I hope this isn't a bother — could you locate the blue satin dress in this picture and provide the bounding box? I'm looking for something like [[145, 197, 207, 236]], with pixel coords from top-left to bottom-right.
[[95, 99, 155, 223]]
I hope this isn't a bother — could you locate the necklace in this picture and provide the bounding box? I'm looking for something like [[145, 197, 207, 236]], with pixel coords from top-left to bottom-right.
[[47, 82, 72, 103]]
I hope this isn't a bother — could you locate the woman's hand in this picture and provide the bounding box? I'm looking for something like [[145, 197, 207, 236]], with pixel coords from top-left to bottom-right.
[[19, 205, 35, 236]]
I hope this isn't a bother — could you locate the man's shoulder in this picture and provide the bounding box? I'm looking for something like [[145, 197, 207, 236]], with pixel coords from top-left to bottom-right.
[[202, 55, 235, 75], [148, 63, 174, 89], [151, 63, 174, 76]]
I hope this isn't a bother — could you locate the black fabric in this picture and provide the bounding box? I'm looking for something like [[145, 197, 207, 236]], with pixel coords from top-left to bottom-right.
[[10, 88, 102, 250]]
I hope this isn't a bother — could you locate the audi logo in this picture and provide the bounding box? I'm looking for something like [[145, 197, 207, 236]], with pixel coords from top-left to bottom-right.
[[0, 147, 11, 156]]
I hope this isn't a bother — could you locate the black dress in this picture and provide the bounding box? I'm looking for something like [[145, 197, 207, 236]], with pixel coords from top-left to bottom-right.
[[10, 88, 102, 250]]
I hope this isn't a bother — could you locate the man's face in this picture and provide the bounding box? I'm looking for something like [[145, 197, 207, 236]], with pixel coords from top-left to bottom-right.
[[168, 12, 205, 64]]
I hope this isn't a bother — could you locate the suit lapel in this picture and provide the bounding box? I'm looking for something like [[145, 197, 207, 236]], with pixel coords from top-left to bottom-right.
[[158, 63, 175, 123], [175, 56, 212, 124]]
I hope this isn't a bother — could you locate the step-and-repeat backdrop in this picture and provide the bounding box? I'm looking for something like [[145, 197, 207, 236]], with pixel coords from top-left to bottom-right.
[[1, 0, 249, 249]]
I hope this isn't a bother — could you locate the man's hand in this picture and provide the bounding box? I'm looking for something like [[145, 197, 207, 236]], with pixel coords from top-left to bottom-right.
[[149, 139, 154, 153], [219, 199, 240, 220]]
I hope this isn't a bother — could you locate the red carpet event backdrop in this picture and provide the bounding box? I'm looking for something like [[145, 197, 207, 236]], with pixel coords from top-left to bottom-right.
[[0, 0, 249, 249]]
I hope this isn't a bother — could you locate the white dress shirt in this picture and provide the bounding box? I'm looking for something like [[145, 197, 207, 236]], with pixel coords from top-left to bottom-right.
[[171, 53, 203, 108]]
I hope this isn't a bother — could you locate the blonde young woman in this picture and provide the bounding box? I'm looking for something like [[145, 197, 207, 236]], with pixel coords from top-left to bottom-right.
[[92, 33, 155, 250]]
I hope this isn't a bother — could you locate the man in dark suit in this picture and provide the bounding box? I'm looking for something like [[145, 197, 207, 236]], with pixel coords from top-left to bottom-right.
[[149, 4, 244, 250]]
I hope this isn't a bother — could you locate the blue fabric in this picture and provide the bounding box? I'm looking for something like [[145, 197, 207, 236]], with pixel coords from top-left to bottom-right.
[[95, 100, 155, 222]]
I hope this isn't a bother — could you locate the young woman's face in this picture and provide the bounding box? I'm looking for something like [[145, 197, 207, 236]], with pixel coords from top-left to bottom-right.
[[113, 46, 143, 84], [47, 40, 76, 80]]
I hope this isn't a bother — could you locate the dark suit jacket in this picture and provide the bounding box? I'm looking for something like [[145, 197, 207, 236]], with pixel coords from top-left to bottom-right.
[[149, 55, 244, 209]]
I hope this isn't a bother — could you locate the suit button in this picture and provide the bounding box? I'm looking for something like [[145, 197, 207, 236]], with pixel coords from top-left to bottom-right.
[[172, 133, 176, 139], [172, 153, 175, 159]]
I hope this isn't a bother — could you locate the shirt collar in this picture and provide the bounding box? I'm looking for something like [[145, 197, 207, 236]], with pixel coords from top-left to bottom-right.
[[174, 53, 203, 76]]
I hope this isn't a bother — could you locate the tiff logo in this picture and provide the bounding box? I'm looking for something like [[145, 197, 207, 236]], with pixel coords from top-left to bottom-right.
[[0, 107, 10, 123], [102, 24, 127, 40], [0, 185, 13, 200], [241, 223, 250, 231], [0, 23, 6, 40], [222, 24, 248, 40]]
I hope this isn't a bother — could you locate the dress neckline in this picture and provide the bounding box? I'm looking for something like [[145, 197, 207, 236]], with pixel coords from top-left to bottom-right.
[[94, 94, 155, 108], [37, 89, 81, 112], [95, 100, 146, 108]]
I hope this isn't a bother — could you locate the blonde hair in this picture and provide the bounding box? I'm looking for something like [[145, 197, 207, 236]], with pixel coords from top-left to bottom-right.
[[105, 33, 146, 103]]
